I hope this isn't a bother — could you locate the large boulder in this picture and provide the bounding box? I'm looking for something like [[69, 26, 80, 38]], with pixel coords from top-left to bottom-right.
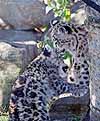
[[0, 42, 38, 108], [50, 92, 90, 121], [0, 0, 54, 30], [0, 29, 42, 42], [71, 1, 86, 25]]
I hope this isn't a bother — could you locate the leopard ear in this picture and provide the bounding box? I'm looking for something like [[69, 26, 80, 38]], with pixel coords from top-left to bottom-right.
[[50, 17, 60, 27]]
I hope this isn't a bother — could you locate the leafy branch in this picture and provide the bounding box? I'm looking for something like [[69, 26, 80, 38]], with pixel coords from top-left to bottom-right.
[[47, 0, 71, 22]]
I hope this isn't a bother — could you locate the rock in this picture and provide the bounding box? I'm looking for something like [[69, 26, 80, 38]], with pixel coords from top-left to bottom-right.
[[0, 29, 42, 42], [90, 109, 100, 121], [71, 1, 86, 24], [0, 42, 38, 108], [0, 42, 38, 68], [50, 105, 89, 121], [52, 91, 90, 106], [0, 0, 54, 30], [50, 92, 89, 121], [0, 89, 3, 107], [0, 61, 20, 108]]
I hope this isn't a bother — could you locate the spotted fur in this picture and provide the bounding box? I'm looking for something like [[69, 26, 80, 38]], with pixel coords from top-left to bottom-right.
[[50, 19, 89, 96], [9, 20, 89, 121], [9, 52, 72, 121]]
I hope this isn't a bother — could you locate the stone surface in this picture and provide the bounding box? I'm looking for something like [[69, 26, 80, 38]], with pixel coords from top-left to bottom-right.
[[89, 27, 100, 121], [71, 1, 86, 24], [0, 61, 20, 108], [50, 92, 89, 121], [50, 105, 89, 121], [0, 0, 54, 30], [0, 42, 38, 107], [90, 109, 100, 121], [0, 30, 42, 42], [86, 0, 100, 120], [0, 89, 3, 107], [52, 92, 90, 106]]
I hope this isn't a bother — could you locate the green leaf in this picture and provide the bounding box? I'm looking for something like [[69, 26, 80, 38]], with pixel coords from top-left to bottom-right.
[[57, 0, 63, 4], [46, 40, 54, 48], [63, 9, 71, 22], [63, 0, 66, 5], [44, 37, 54, 48], [47, 0, 51, 6], [62, 51, 72, 60], [47, 0, 71, 21], [0, 116, 8, 121], [62, 51, 73, 67]]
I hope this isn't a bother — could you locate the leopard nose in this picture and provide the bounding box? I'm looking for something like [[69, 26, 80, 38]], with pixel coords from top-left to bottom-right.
[[62, 65, 69, 73]]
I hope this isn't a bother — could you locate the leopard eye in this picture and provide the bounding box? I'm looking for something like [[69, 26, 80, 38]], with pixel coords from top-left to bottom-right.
[[62, 49, 65, 52], [63, 25, 73, 34], [62, 65, 69, 73], [58, 27, 65, 33]]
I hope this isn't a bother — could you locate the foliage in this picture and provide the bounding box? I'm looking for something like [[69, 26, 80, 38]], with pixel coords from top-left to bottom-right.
[[71, 115, 81, 121], [47, 0, 71, 22], [0, 115, 8, 121], [0, 106, 9, 121], [37, 37, 54, 49]]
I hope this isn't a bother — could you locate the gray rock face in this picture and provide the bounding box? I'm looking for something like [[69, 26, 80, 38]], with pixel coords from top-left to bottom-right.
[[0, 29, 42, 42], [50, 92, 89, 121], [0, 42, 38, 107], [86, 1, 100, 120], [71, 1, 86, 25], [0, 0, 54, 30]]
